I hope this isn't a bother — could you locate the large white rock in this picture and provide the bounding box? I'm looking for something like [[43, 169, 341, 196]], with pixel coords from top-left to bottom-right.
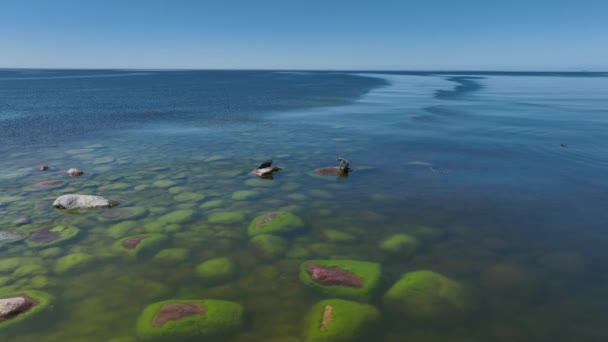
[[0, 296, 33, 318], [53, 194, 118, 209]]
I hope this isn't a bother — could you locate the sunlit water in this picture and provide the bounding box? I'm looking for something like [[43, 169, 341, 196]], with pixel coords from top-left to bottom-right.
[[1, 70, 608, 341]]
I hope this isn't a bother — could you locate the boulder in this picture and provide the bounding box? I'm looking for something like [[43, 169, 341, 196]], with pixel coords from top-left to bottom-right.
[[53, 194, 118, 209], [136, 299, 243, 340], [299, 260, 381, 300]]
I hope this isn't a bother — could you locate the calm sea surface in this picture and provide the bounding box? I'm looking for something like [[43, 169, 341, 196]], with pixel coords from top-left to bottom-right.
[[1, 70, 608, 341]]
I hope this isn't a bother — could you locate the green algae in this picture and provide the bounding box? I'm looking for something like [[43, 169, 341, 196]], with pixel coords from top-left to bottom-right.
[[208, 211, 246, 224], [155, 210, 194, 224], [14, 264, 47, 278], [173, 192, 205, 202], [251, 234, 288, 260], [232, 190, 258, 200], [248, 211, 304, 237], [153, 248, 189, 264], [323, 229, 356, 243], [383, 270, 471, 319], [151, 179, 178, 188], [99, 207, 147, 222], [107, 220, 139, 238], [136, 299, 243, 340], [54, 253, 94, 274], [299, 259, 382, 300], [304, 299, 380, 342], [200, 199, 224, 209], [195, 257, 237, 284], [379, 233, 418, 255]]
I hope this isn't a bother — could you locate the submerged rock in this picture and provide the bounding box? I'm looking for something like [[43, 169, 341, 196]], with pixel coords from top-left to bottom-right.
[[153, 248, 189, 264], [303, 299, 379, 342], [195, 257, 237, 284], [0, 231, 27, 245], [379, 233, 418, 255], [383, 270, 471, 319], [53, 194, 118, 209], [248, 211, 304, 237], [0, 291, 53, 330], [33, 180, 66, 190], [115, 234, 167, 258], [99, 207, 147, 222], [299, 259, 381, 300], [251, 234, 288, 260], [207, 211, 245, 224], [25, 225, 79, 248], [54, 253, 94, 274], [136, 299, 243, 340]]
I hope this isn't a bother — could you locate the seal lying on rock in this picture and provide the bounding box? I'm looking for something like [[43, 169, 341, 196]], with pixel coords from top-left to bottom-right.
[[314, 157, 352, 176], [53, 194, 119, 209], [251, 160, 282, 177]]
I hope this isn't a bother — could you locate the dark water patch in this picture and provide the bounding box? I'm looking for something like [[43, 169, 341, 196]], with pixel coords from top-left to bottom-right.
[[435, 76, 485, 100]]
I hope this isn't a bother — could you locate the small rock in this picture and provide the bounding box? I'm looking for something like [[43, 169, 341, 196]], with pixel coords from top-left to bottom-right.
[[39, 165, 49, 171], [67, 168, 84, 177], [53, 194, 118, 209]]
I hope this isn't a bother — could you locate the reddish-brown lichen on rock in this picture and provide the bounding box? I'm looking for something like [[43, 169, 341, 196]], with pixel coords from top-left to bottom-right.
[[122, 236, 146, 249], [29, 227, 60, 243], [153, 303, 207, 327], [0, 296, 37, 320], [255, 211, 280, 230], [319, 304, 334, 331], [306, 263, 364, 288]]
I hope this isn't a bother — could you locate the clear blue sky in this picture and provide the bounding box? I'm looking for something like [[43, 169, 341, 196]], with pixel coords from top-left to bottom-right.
[[1, 0, 607, 70]]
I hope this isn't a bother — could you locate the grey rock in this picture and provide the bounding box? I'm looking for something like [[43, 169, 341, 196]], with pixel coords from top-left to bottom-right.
[[0, 296, 35, 319], [53, 194, 118, 209]]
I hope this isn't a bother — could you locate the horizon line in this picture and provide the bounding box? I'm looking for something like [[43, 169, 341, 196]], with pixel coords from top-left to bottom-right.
[[1, 67, 607, 74]]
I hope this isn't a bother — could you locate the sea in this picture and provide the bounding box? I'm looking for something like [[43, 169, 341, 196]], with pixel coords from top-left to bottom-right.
[[1, 69, 608, 341]]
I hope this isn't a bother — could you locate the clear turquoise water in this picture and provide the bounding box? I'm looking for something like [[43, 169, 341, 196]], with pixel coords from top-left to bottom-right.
[[1, 70, 608, 341]]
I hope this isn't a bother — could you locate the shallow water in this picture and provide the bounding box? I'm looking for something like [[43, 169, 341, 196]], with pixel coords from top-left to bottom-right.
[[1, 70, 608, 341]]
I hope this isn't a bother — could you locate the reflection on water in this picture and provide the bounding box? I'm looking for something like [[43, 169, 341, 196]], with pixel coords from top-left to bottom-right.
[[1, 71, 608, 341]]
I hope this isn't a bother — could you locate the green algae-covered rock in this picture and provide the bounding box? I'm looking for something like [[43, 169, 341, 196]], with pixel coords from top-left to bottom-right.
[[251, 234, 288, 260], [195, 257, 237, 284], [136, 299, 243, 340], [54, 253, 94, 274], [323, 229, 356, 243], [144, 210, 194, 232], [0, 258, 29, 273], [28, 275, 52, 289], [248, 211, 304, 237], [38, 247, 63, 258], [107, 220, 138, 238], [383, 270, 470, 319], [0, 290, 54, 330], [304, 299, 380, 342], [152, 180, 177, 188], [379, 233, 418, 255], [409, 225, 443, 240], [232, 190, 258, 200], [200, 199, 224, 209], [114, 234, 167, 258], [208, 211, 245, 224], [156, 210, 194, 224], [173, 192, 205, 202], [25, 225, 80, 248], [299, 260, 381, 300], [14, 264, 47, 278], [153, 248, 189, 264]]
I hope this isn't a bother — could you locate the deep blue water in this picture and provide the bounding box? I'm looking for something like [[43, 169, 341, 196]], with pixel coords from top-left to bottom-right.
[[1, 69, 608, 341]]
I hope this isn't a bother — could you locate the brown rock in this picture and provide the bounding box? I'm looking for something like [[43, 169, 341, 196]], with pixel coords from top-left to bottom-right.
[[122, 236, 146, 249]]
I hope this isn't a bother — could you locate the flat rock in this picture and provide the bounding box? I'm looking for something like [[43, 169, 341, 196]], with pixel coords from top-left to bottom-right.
[[53, 194, 118, 209]]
